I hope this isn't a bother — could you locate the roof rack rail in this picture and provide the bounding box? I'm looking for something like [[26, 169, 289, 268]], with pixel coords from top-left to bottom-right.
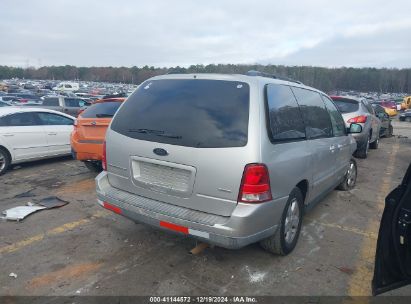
[[245, 70, 303, 85]]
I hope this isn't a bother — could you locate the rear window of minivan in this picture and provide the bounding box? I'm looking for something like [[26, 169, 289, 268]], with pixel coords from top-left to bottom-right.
[[111, 79, 250, 148]]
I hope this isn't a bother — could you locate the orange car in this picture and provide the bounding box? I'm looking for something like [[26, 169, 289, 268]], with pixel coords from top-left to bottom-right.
[[71, 98, 125, 171]]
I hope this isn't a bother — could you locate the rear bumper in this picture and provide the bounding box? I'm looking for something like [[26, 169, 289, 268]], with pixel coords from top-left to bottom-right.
[[95, 171, 287, 249], [71, 138, 103, 161]]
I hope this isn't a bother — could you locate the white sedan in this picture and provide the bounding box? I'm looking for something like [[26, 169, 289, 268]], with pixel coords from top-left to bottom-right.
[[0, 107, 75, 175]]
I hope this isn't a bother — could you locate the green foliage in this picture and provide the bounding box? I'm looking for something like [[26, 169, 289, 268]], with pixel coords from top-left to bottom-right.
[[1, 64, 410, 93]]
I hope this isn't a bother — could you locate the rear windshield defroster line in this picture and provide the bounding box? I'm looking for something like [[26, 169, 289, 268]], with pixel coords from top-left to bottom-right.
[[110, 79, 250, 148]]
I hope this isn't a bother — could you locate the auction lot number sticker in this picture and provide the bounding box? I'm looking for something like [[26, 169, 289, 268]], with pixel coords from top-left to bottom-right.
[[150, 296, 257, 303]]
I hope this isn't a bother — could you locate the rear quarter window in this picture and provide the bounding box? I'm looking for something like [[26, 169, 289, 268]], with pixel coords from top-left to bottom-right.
[[110, 79, 250, 148], [265, 84, 306, 142]]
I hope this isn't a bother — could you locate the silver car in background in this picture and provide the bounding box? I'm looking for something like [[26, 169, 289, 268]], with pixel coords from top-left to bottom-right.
[[331, 96, 381, 159], [96, 72, 360, 255]]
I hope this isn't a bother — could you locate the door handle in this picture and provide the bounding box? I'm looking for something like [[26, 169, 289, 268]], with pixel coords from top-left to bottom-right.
[[48, 133, 57, 136], [3, 134, 14, 137]]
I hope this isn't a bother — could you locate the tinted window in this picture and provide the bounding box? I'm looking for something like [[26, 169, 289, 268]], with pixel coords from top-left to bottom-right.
[[291, 87, 332, 139], [0, 101, 9, 107], [265, 84, 305, 142], [322, 95, 346, 137], [372, 105, 388, 118], [38, 113, 73, 125], [65, 98, 85, 107], [1, 112, 41, 126], [362, 100, 375, 114], [111, 79, 250, 148], [43, 97, 60, 106], [332, 98, 359, 113], [16, 94, 39, 100], [2, 96, 17, 102], [81, 101, 122, 118]]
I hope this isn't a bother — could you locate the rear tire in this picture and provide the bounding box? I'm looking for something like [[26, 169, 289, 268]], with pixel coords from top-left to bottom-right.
[[83, 161, 103, 172], [354, 136, 370, 159], [388, 125, 393, 137], [369, 135, 379, 149], [0, 147, 11, 175], [337, 158, 357, 191], [260, 187, 304, 255]]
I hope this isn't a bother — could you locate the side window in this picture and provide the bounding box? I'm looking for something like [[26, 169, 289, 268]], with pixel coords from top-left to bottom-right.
[[265, 84, 306, 142], [37, 113, 74, 125], [362, 101, 374, 114], [322, 95, 346, 137], [291, 87, 333, 139], [65, 84, 72, 88], [2, 112, 41, 126], [65, 98, 82, 107], [43, 98, 59, 106], [373, 106, 381, 115]]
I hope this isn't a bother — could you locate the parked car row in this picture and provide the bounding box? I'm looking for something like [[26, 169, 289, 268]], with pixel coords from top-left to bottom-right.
[[330, 96, 389, 159]]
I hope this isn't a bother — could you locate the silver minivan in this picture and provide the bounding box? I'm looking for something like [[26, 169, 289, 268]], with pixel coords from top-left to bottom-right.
[[96, 72, 360, 255]]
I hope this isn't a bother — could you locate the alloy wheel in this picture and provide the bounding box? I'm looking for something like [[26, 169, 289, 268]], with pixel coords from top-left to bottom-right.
[[347, 161, 357, 187], [0, 152, 5, 171], [284, 198, 300, 245]]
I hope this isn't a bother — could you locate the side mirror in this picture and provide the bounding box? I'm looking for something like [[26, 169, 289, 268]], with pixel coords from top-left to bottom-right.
[[348, 123, 363, 134]]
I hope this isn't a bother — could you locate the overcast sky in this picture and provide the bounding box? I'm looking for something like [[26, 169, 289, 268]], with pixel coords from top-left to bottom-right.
[[1, 0, 410, 68]]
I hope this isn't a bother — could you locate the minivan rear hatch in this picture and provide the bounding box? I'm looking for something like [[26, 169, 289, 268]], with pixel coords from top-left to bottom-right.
[[108, 78, 253, 216]]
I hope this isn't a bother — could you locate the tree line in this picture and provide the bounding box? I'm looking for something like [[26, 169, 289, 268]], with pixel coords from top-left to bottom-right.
[[0, 64, 410, 93]]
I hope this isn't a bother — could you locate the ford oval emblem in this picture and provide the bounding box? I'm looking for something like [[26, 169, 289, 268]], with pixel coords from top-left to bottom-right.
[[153, 148, 168, 156]]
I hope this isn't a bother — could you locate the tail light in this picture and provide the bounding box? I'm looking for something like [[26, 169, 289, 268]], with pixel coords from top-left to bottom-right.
[[347, 115, 367, 123], [102, 141, 107, 171], [238, 164, 272, 203]]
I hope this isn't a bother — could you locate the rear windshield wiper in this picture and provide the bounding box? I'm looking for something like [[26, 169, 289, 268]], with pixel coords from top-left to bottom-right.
[[127, 128, 181, 139], [96, 114, 114, 118], [155, 133, 182, 139], [128, 128, 164, 134]]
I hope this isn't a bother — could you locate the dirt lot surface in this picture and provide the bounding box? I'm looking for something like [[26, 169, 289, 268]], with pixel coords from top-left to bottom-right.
[[1, 120, 410, 297]]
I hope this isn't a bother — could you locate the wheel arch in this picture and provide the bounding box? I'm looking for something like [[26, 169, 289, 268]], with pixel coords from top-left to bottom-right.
[[0, 144, 12, 162], [295, 179, 309, 204]]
